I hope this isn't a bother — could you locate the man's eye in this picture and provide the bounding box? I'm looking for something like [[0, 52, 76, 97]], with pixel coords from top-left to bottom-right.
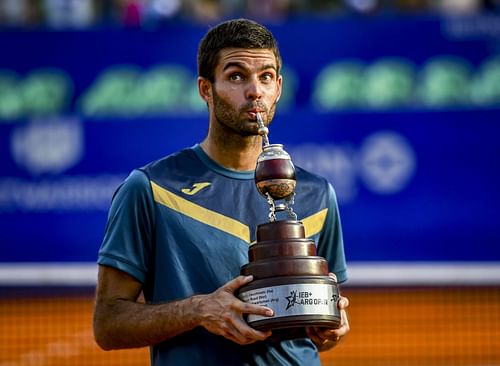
[[230, 73, 243, 81], [261, 73, 274, 82]]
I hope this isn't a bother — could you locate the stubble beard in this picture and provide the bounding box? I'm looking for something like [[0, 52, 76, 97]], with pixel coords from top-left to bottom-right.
[[212, 87, 277, 137]]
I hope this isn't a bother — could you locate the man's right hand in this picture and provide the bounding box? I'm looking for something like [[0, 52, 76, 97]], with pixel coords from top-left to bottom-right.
[[194, 275, 274, 345], [94, 267, 273, 350]]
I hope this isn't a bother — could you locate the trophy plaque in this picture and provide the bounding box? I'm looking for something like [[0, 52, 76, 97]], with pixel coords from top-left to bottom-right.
[[237, 113, 341, 339]]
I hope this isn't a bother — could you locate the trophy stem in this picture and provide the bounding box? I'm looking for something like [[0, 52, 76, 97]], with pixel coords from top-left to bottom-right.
[[266, 193, 277, 222], [266, 192, 297, 221], [285, 193, 297, 220], [256, 112, 270, 147]]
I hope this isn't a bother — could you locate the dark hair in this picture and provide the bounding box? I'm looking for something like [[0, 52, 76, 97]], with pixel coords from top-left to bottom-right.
[[197, 18, 282, 82]]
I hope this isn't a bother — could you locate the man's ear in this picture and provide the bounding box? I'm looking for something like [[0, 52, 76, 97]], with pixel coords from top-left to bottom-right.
[[198, 77, 212, 103], [276, 74, 283, 103]]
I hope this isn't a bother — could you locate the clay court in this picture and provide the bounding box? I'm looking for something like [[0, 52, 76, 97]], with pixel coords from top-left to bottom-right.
[[2, 285, 499, 366]]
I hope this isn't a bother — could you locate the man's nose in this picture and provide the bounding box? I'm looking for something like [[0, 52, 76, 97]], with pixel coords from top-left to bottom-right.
[[245, 77, 263, 100]]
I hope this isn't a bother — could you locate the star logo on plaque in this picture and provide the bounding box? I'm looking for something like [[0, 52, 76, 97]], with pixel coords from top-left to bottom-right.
[[285, 290, 298, 310]]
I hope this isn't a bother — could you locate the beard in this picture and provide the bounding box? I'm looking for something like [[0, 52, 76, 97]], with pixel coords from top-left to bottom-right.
[[212, 87, 278, 137]]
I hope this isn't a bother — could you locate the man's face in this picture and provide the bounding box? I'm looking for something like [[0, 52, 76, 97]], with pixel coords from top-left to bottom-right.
[[209, 48, 282, 136]]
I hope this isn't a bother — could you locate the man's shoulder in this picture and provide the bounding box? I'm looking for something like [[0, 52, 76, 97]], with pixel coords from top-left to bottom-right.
[[295, 165, 329, 189], [293, 165, 336, 217], [140, 146, 198, 179]]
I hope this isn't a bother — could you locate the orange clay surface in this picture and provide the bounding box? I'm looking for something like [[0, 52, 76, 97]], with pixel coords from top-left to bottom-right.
[[1, 286, 499, 366]]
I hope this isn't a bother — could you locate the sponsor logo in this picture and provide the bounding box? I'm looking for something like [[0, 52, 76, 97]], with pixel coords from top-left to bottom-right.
[[10, 117, 83, 175], [285, 290, 333, 310], [359, 131, 416, 194], [287, 130, 416, 203], [3, 117, 123, 213], [181, 182, 211, 195]]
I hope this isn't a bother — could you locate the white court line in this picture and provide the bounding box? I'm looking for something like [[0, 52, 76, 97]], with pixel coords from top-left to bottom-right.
[[0, 262, 499, 286], [0, 263, 97, 286], [346, 262, 500, 286]]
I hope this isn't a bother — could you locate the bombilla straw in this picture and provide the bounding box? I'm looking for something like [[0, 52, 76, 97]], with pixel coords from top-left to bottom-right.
[[256, 112, 270, 147]]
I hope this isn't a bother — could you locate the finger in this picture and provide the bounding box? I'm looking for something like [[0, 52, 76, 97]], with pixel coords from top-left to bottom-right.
[[209, 311, 262, 346], [223, 275, 253, 293], [306, 326, 324, 344], [340, 308, 350, 333], [328, 324, 348, 339], [237, 300, 274, 317], [328, 272, 338, 282], [233, 316, 272, 342], [220, 311, 271, 345], [316, 326, 338, 339], [314, 327, 342, 343], [222, 322, 253, 345], [332, 310, 351, 337], [338, 295, 349, 309], [307, 326, 343, 350]]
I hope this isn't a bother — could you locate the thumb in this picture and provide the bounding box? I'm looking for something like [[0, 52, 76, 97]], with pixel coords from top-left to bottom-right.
[[328, 272, 338, 282], [223, 275, 253, 293]]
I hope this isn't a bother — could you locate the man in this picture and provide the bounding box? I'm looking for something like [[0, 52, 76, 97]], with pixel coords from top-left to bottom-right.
[[93, 18, 349, 365]]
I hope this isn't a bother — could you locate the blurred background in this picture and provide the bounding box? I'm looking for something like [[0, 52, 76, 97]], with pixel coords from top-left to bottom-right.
[[1, 0, 500, 365]]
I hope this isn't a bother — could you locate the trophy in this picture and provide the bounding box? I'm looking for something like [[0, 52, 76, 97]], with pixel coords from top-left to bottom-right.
[[237, 113, 341, 340]]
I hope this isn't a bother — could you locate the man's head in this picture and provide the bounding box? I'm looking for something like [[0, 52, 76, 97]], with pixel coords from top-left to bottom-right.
[[197, 19, 283, 139], [197, 18, 282, 83]]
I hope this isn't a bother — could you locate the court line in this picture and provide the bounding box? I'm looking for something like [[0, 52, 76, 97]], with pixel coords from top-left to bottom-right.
[[0, 262, 499, 286]]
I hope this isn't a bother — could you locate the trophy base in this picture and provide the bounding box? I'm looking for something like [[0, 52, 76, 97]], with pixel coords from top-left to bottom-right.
[[250, 314, 340, 332], [238, 276, 341, 340], [254, 318, 340, 343]]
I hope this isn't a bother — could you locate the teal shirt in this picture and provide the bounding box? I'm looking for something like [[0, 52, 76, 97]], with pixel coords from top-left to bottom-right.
[[98, 144, 347, 366]]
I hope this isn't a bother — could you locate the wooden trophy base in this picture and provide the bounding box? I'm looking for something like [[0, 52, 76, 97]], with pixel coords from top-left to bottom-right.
[[238, 220, 341, 340]]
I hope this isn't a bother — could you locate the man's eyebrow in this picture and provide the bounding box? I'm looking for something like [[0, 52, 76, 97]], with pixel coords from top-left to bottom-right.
[[222, 62, 277, 72]]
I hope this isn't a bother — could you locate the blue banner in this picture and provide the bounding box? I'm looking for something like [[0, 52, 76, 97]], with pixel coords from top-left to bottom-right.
[[1, 16, 499, 263]]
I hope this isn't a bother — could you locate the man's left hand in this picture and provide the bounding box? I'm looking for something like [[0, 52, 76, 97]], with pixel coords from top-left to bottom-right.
[[306, 275, 350, 351]]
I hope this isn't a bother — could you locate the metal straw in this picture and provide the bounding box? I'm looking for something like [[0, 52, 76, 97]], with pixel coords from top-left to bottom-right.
[[256, 112, 270, 147]]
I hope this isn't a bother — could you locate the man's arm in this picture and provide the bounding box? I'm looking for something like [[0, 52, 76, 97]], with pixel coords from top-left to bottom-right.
[[93, 265, 274, 350]]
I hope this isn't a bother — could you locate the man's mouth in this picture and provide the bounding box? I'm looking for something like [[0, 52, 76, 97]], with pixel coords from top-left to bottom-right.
[[246, 110, 265, 120]]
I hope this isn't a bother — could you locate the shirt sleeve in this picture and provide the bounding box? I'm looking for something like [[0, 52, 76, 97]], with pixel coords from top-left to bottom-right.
[[316, 181, 348, 283], [97, 169, 155, 284]]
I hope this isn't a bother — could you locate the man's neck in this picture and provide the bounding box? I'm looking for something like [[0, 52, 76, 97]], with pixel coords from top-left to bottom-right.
[[200, 132, 263, 171]]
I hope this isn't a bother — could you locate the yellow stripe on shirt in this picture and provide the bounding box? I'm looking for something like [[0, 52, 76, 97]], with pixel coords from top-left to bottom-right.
[[248, 207, 329, 245], [302, 208, 329, 238], [150, 181, 250, 243]]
